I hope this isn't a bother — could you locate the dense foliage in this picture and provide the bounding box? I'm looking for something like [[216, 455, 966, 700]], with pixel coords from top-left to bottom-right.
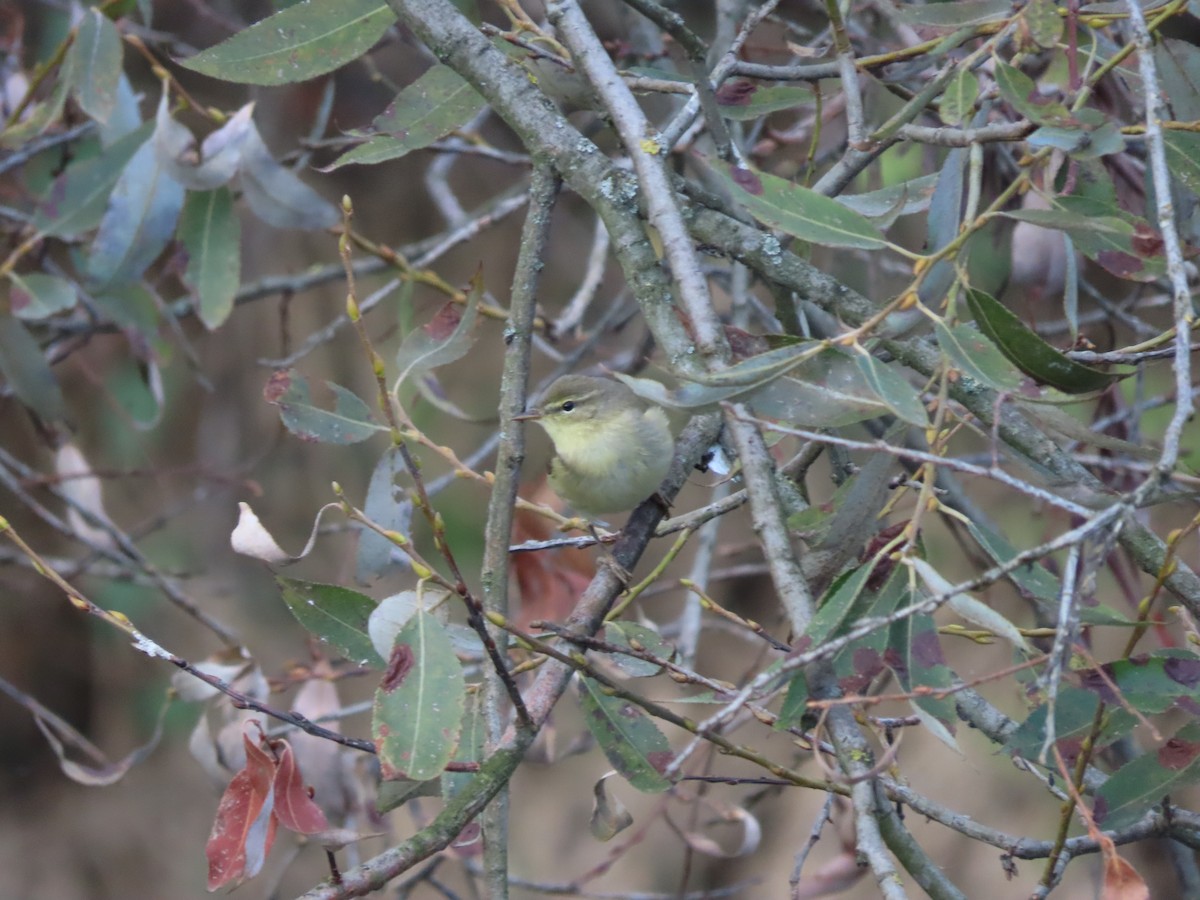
[[3, 1, 1200, 897]]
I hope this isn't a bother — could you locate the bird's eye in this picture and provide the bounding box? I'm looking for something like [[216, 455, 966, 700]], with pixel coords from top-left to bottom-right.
[[560, 400, 576, 412]]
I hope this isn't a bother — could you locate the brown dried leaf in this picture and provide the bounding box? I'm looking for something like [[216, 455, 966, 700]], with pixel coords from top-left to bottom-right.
[[205, 726, 278, 890], [271, 740, 330, 835]]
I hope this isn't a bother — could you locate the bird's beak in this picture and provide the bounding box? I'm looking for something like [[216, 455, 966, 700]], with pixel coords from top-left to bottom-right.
[[513, 408, 542, 421]]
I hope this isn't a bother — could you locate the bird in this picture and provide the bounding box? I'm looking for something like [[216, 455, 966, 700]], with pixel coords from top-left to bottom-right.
[[515, 375, 674, 518]]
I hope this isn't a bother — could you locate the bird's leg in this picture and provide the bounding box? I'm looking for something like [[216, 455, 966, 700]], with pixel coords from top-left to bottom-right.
[[588, 523, 631, 586]]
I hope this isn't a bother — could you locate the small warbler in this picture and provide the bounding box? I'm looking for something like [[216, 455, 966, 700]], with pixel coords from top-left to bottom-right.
[[516, 375, 674, 517]]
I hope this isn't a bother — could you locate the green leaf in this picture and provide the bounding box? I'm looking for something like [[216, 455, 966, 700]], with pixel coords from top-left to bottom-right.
[[443, 691, 483, 802], [632, 342, 912, 428], [1070, 109, 1126, 158], [803, 564, 878, 649], [1079, 649, 1200, 716], [779, 575, 907, 730], [100, 73, 142, 145], [603, 621, 673, 678], [578, 676, 673, 793], [278, 577, 383, 667], [357, 447, 412, 583], [85, 135, 185, 288], [327, 65, 485, 169], [627, 342, 819, 407], [1163, 130, 1200, 195], [1006, 687, 1136, 762], [1155, 39, 1200, 122], [919, 147, 964, 307], [964, 518, 1060, 602], [33, 123, 153, 238], [1025, 0, 1064, 48], [854, 351, 928, 426], [1027, 109, 1125, 160], [940, 68, 978, 126], [888, 611, 960, 751], [709, 158, 888, 250], [375, 775, 441, 814], [0, 314, 68, 422], [105, 354, 163, 430], [936, 320, 1027, 393], [1002, 200, 1130, 241], [179, 188, 241, 329], [92, 284, 159, 338], [1050, 196, 1163, 281], [394, 270, 482, 386], [373, 610, 466, 782], [68, 9, 123, 124], [994, 61, 1070, 125], [1096, 721, 1200, 831], [1027, 125, 1089, 153], [8, 273, 77, 320], [265, 369, 386, 444], [750, 352, 896, 427], [837, 173, 940, 220], [964, 287, 1126, 393], [181, 0, 396, 86], [897, 0, 1011, 26], [964, 520, 1132, 625], [685, 341, 821, 390], [714, 81, 813, 119]]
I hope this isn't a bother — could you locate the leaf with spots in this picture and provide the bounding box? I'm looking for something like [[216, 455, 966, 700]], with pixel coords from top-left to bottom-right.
[[778, 572, 908, 731], [8, 273, 77, 321], [180, 0, 395, 86], [1078, 650, 1200, 715], [1006, 687, 1137, 766], [1002, 195, 1164, 282], [1095, 722, 1200, 831], [395, 270, 482, 389], [327, 65, 485, 169], [603, 621, 673, 678], [66, 9, 122, 124], [578, 675, 672, 793], [887, 610, 960, 752], [707, 158, 888, 250], [264, 369, 385, 444], [373, 610, 466, 782], [714, 81, 813, 119]]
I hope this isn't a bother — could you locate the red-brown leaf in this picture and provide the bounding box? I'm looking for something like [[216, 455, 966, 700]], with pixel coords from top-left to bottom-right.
[[205, 729, 278, 890], [423, 301, 462, 341], [1102, 851, 1150, 900], [271, 740, 330, 835]]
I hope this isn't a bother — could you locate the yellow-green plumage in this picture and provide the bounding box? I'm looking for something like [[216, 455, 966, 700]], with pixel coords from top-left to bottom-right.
[[520, 375, 673, 516]]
